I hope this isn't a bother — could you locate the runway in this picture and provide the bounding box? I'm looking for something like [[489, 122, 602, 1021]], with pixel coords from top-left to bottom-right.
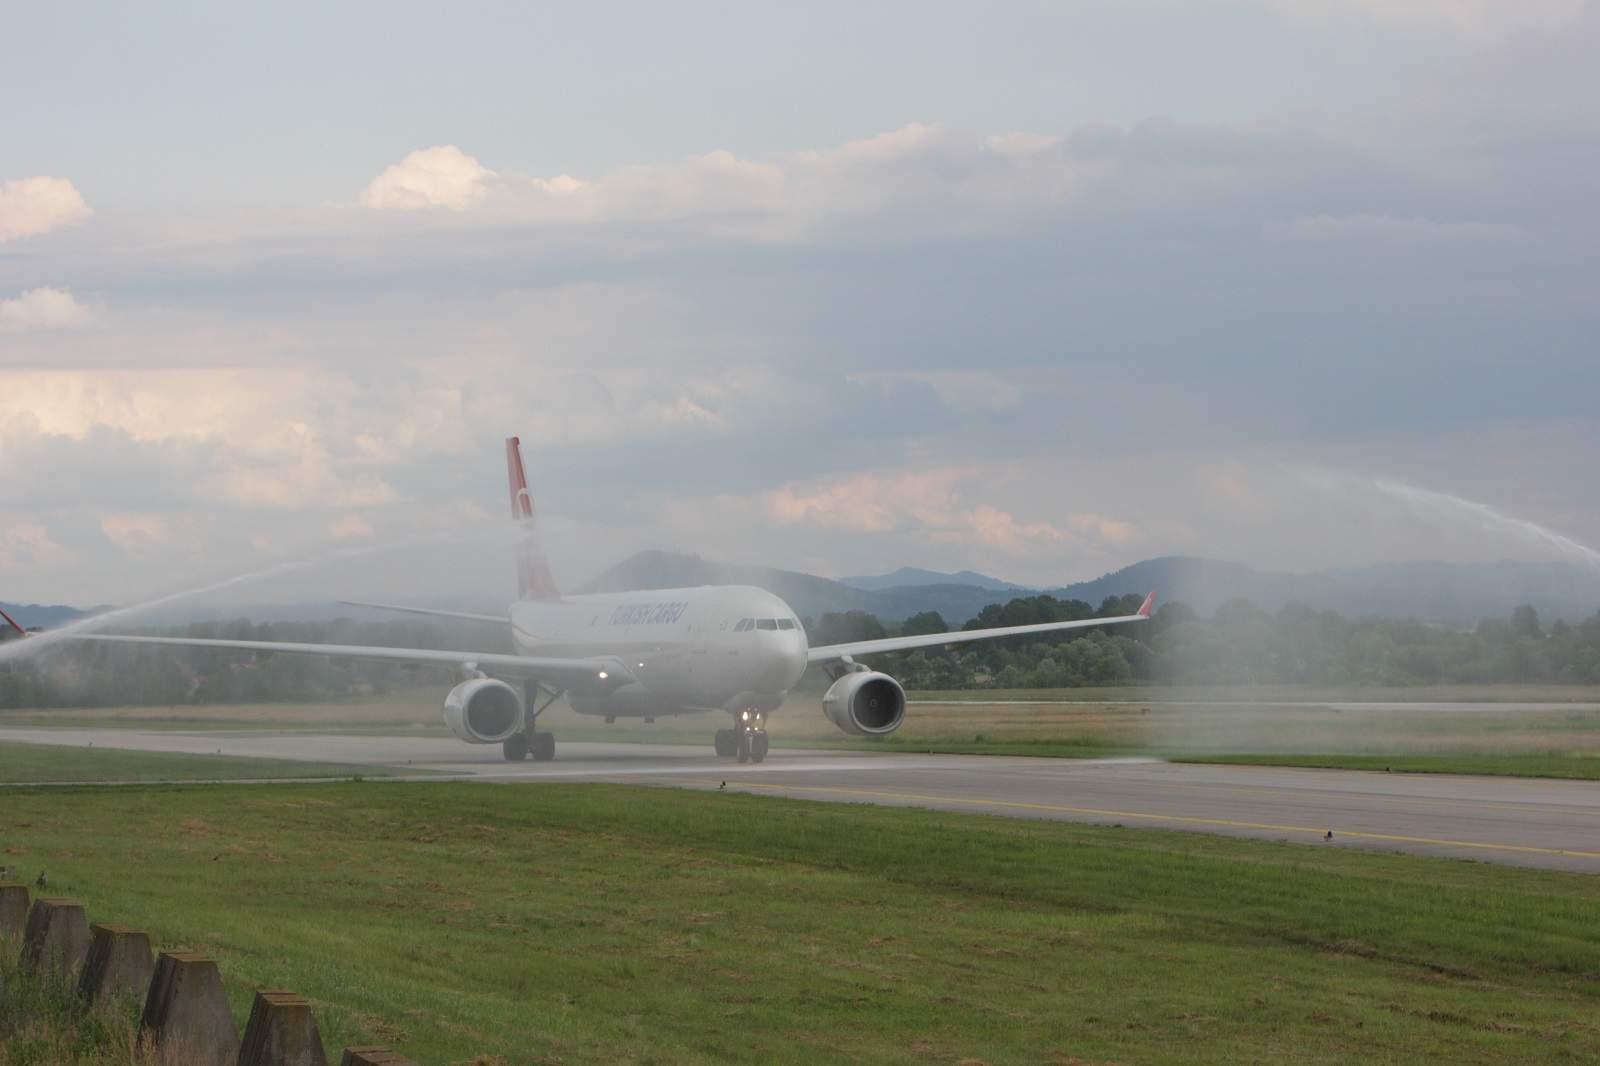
[[3, 727, 1598, 872]]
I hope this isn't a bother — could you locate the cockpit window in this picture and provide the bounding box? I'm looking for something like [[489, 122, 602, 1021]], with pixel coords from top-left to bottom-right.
[[777, 618, 796, 630], [735, 618, 754, 632], [756, 618, 779, 631]]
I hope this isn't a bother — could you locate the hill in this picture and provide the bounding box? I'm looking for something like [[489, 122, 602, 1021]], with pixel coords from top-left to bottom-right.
[[1058, 556, 1600, 622], [0, 601, 95, 630], [581, 551, 1600, 625], [840, 567, 1033, 593]]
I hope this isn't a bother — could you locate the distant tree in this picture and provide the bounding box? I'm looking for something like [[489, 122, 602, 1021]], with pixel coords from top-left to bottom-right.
[[900, 611, 950, 637], [812, 611, 888, 647]]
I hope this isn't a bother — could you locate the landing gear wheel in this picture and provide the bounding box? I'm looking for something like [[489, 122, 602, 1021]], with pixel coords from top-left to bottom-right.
[[531, 732, 556, 762], [736, 730, 752, 764], [714, 729, 736, 758], [502, 733, 530, 762], [751, 731, 769, 764]]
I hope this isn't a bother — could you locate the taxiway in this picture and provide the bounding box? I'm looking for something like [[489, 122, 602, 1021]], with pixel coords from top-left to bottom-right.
[[1, 727, 1596, 872]]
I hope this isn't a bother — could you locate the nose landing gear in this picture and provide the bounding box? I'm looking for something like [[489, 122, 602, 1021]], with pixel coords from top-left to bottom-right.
[[715, 711, 769, 763]]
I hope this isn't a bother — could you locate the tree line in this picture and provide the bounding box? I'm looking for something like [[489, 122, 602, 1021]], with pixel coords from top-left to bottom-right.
[[805, 595, 1600, 689], [3, 596, 1599, 709]]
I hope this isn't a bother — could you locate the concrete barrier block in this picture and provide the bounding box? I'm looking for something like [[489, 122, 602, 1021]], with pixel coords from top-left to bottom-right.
[[78, 923, 156, 1006], [238, 989, 328, 1066], [0, 882, 27, 941], [20, 897, 90, 977], [339, 1049, 417, 1066], [140, 951, 240, 1066]]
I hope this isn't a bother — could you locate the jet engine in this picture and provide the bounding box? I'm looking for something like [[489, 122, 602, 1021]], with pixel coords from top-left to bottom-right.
[[443, 678, 523, 744], [822, 671, 906, 736]]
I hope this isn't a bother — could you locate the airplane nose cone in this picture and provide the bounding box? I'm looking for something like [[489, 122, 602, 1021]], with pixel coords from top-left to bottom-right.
[[759, 631, 809, 691], [785, 632, 809, 688]]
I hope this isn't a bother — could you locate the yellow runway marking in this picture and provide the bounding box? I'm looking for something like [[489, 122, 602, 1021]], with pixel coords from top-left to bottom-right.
[[714, 780, 1600, 861]]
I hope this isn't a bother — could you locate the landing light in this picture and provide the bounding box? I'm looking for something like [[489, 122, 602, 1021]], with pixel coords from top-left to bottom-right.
[[741, 710, 750, 721], [598, 670, 609, 680]]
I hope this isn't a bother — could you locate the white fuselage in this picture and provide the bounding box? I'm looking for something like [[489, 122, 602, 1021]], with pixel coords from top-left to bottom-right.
[[509, 585, 809, 719]]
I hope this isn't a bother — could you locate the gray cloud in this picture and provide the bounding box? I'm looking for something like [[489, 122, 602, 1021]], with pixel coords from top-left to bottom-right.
[[3, 10, 1598, 601]]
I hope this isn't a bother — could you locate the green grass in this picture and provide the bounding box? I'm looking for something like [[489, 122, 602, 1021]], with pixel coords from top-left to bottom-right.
[[1178, 752, 1600, 780], [1, 782, 1596, 1064], [0, 949, 148, 1065], [906, 683, 1600, 703], [0, 742, 420, 784]]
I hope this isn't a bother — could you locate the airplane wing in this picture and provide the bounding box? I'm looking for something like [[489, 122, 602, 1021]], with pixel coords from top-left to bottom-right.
[[337, 600, 512, 625], [70, 634, 630, 691], [808, 592, 1155, 662]]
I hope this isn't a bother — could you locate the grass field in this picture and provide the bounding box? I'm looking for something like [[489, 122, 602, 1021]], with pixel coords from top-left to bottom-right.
[[907, 684, 1600, 704], [0, 742, 418, 784], [0, 693, 448, 734], [1, 782, 1596, 1064]]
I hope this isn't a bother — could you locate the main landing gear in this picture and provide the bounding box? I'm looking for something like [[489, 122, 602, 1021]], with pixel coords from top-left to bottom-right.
[[502, 730, 556, 762], [715, 710, 769, 764], [503, 682, 560, 762]]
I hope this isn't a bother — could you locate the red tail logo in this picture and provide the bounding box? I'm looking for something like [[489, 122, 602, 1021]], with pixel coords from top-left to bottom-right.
[[1137, 592, 1157, 619], [0, 607, 26, 637], [505, 437, 559, 600]]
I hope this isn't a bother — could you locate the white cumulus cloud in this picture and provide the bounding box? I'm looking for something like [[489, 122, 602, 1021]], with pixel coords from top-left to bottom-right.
[[0, 176, 91, 242], [0, 288, 96, 332], [357, 124, 1105, 236], [359, 145, 498, 211]]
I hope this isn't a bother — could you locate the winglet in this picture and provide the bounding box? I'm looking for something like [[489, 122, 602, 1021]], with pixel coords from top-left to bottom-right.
[[1137, 591, 1156, 619], [0, 606, 26, 637]]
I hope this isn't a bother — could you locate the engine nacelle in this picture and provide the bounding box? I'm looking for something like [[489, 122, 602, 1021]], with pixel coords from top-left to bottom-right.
[[443, 678, 523, 744], [822, 671, 906, 737]]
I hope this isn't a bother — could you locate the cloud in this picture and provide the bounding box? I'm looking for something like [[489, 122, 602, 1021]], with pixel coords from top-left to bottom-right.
[[99, 513, 167, 557], [848, 372, 1023, 415], [7, 7, 1600, 602], [0, 522, 70, 571], [1288, 214, 1525, 246], [767, 468, 1139, 559], [0, 288, 96, 332], [359, 145, 498, 211], [768, 469, 967, 533], [967, 507, 1139, 551], [331, 513, 375, 541], [0, 177, 90, 242], [356, 124, 1106, 236]]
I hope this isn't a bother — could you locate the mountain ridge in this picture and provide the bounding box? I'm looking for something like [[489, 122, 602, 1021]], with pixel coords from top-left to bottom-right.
[[585, 552, 1600, 625], [840, 567, 1033, 593]]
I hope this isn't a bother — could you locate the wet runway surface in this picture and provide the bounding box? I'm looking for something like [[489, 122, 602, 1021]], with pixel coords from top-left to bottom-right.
[[3, 727, 1597, 872]]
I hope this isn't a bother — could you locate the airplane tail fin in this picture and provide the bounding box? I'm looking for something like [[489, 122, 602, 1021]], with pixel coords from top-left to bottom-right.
[[1137, 591, 1157, 619], [0, 606, 26, 638], [506, 436, 560, 600]]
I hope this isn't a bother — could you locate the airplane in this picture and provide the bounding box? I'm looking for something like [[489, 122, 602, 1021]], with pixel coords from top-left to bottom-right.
[[77, 437, 1155, 764]]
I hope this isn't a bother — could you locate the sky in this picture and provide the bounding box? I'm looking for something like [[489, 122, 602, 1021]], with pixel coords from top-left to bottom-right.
[[2, 0, 1598, 605]]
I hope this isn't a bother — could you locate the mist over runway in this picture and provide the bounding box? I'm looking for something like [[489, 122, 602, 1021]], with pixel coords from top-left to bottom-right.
[[2, 728, 1596, 873]]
